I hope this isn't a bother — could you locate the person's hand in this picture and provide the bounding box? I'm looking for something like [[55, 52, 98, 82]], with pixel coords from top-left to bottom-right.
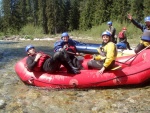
[[75, 52, 80, 56], [127, 13, 132, 20], [63, 45, 68, 49], [34, 53, 42, 62], [92, 54, 96, 60], [59, 48, 64, 51], [97, 67, 105, 74]]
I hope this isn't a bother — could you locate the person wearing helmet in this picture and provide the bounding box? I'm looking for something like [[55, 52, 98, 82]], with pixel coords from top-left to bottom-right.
[[87, 31, 117, 74], [134, 30, 150, 53], [54, 32, 84, 70], [107, 21, 117, 44], [118, 27, 132, 50], [25, 45, 80, 74], [127, 14, 150, 53], [127, 14, 150, 31]]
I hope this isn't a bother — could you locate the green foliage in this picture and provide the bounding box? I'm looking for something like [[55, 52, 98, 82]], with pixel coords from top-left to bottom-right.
[[130, 0, 144, 22], [143, 0, 150, 17], [0, 0, 150, 35], [68, 0, 80, 31], [19, 24, 43, 38], [71, 21, 142, 45]]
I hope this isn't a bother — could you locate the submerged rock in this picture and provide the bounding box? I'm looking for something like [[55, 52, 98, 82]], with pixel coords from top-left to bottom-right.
[[0, 99, 6, 109]]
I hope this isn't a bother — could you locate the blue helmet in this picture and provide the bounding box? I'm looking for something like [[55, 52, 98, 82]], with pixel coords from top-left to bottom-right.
[[144, 16, 150, 22], [107, 21, 112, 25], [61, 32, 69, 38], [25, 45, 34, 52], [101, 31, 111, 37]]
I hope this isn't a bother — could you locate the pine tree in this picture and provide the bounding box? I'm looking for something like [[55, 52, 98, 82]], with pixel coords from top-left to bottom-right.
[[130, 0, 144, 22], [68, 0, 80, 30], [143, 0, 150, 18], [79, 0, 95, 30], [110, 0, 130, 23]]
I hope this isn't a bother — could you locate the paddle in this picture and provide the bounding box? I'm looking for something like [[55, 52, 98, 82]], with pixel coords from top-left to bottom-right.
[[111, 66, 121, 70], [66, 51, 93, 59]]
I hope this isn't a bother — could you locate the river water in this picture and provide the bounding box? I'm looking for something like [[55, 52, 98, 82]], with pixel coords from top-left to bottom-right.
[[0, 40, 150, 113]]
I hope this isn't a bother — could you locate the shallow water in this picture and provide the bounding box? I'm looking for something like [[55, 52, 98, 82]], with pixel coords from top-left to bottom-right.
[[0, 40, 150, 113]]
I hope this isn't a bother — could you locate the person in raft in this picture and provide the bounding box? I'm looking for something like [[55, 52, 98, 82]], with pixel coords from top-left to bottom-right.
[[134, 30, 150, 53], [127, 14, 150, 53], [25, 45, 80, 74], [87, 31, 117, 74], [54, 32, 84, 70]]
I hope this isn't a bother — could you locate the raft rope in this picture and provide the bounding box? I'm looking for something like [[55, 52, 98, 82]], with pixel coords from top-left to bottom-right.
[[28, 66, 150, 88], [115, 45, 150, 66]]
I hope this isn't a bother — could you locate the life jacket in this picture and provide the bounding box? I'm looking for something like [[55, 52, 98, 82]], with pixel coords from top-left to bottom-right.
[[95, 47, 106, 60], [118, 31, 124, 38], [63, 44, 76, 53], [141, 30, 150, 41], [33, 52, 50, 71]]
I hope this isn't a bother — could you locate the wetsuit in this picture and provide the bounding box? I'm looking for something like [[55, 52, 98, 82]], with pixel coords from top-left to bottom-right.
[[26, 51, 79, 74], [54, 38, 83, 70]]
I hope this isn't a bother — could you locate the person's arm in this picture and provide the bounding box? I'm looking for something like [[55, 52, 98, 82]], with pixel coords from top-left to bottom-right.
[[26, 53, 42, 71], [130, 19, 145, 32], [68, 39, 78, 53], [124, 33, 127, 41], [26, 56, 37, 71], [54, 40, 64, 52], [111, 27, 116, 37], [127, 14, 145, 31]]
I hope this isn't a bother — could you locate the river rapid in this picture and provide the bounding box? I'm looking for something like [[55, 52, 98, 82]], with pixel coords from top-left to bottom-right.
[[0, 40, 150, 113]]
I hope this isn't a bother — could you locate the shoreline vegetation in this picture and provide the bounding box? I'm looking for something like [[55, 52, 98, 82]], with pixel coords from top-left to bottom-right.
[[0, 22, 142, 45]]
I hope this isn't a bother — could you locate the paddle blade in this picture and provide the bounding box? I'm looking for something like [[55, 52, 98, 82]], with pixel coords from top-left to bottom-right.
[[111, 66, 121, 70], [84, 54, 93, 59]]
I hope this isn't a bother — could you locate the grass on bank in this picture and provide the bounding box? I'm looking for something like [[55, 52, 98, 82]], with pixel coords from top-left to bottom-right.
[[71, 21, 142, 45], [0, 22, 143, 45]]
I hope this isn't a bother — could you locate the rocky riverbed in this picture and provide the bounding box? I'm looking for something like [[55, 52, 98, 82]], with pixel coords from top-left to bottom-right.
[[0, 39, 150, 113]]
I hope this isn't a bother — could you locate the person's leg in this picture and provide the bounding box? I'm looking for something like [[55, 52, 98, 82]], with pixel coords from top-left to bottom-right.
[[72, 57, 84, 70], [126, 41, 132, 50], [134, 43, 145, 53], [114, 37, 117, 44], [87, 60, 104, 69], [43, 58, 61, 73], [53, 51, 80, 74]]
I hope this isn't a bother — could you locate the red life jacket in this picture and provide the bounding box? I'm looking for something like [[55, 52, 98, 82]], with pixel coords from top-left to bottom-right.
[[118, 31, 125, 38], [33, 52, 50, 71], [64, 44, 76, 53]]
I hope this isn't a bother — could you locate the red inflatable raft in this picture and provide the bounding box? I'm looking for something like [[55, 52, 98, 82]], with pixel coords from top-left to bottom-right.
[[15, 49, 150, 89]]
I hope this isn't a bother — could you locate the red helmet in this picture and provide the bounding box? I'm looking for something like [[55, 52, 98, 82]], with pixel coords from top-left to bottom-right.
[[122, 27, 127, 30]]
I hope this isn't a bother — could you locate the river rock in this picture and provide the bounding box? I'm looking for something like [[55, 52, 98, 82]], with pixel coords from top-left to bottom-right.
[[0, 99, 6, 109]]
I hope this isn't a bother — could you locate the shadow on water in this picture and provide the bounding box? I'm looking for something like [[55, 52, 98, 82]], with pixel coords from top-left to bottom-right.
[[23, 78, 150, 92], [0, 41, 20, 44], [0, 41, 54, 68]]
